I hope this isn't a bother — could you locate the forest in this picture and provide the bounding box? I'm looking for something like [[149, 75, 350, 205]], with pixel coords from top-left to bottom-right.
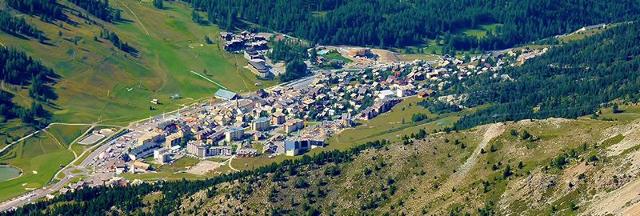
[[2, 140, 389, 215], [0, 11, 43, 39], [68, 0, 121, 22], [188, 0, 639, 50], [5, 0, 66, 22], [447, 22, 640, 129], [99, 29, 138, 56], [0, 47, 56, 126]]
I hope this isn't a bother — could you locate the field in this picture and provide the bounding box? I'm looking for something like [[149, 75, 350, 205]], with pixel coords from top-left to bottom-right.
[[326, 96, 470, 151], [0, 0, 276, 127], [461, 24, 503, 39], [321, 50, 352, 63], [0, 133, 74, 201], [0, 120, 33, 149]]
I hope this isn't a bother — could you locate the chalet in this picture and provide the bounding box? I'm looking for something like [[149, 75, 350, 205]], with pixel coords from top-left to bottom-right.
[[220, 32, 233, 41], [248, 59, 270, 78], [224, 40, 244, 52]]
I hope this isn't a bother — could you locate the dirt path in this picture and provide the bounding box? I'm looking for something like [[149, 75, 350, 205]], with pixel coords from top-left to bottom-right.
[[227, 155, 239, 172], [116, 0, 150, 36], [430, 124, 505, 200]]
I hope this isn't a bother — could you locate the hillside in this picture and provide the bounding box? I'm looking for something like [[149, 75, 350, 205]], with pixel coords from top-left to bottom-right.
[[2, 1, 640, 215], [8, 106, 640, 215], [175, 116, 640, 215], [0, 0, 272, 203], [191, 0, 640, 51], [0, 0, 270, 127]]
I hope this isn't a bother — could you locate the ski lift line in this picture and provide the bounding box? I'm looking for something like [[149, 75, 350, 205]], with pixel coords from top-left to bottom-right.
[[189, 70, 228, 90]]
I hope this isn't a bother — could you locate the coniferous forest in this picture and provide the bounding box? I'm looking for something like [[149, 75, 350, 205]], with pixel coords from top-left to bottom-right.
[[7, 0, 120, 23], [0, 11, 43, 39], [68, 0, 121, 22], [188, 0, 639, 50], [6, 0, 66, 21], [449, 22, 640, 129], [0, 47, 57, 126]]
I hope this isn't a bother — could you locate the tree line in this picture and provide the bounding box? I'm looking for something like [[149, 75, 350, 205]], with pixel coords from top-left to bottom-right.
[[446, 21, 640, 129], [0, 47, 56, 127], [268, 38, 311, 82], [99, 29, 138, 56], [68, 0, 121, 22], [188, 0, 639, 50], [0, 11, 44, 40], [6, 0, 66, 22]]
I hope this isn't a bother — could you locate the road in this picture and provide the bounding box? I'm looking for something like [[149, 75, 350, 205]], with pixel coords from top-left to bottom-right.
[[0, 73, 322, 212], [0, 155, 89, 213]]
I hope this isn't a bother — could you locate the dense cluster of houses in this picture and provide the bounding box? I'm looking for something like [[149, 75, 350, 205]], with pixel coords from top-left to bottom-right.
[[220, 31, 273, 78], [117, 43, 536, 174]]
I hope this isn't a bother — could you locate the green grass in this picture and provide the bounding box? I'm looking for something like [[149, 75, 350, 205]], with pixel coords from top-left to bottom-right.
[[0, 133, 74, 202], [0, 2, 280, 200], [325, 96, 470, 151], [462, 24, 503, 39], [231, 155, 288, 171], [591, 104, 640, 123], [0, 0, 276, 127], [558, 27, 607, 43], [46, 125, 91, 147], [322, 51, 352, 63], [0, 120, 34, 149]]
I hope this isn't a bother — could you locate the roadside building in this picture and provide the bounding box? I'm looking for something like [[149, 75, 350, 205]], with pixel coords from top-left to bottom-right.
[[153, 149, 173, 165], [284, 119, 304, 134], [137, 131, 164, 147], [248, 59, 270, 78], [237, 148, 258, 157], [130, 161, 151, 173], [129, 141, 162, 160], [215, 89, 238, 101], [186, 141, 232, 158], [252, 117, 271, 131], [284, 138, 325, 156], [377, 90, 396, 100], [271, 112, 286, 125], [164, 131, 183, 148], [208, 146, 232, 157], [187, 141, 207, 158], [225, 127, 244, 142]]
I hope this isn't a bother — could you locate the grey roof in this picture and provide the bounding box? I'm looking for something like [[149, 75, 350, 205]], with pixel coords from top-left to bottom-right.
[[215, 89, 237, 100], [255, 117, 270, 123]]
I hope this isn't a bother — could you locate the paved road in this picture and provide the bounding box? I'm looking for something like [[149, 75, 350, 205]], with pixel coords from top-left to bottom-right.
[[0, 166, 83, 212], [0, 73, 322, 212], [0, 130, 121, 213]]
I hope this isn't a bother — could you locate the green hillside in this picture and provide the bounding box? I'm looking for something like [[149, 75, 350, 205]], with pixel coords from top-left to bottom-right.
[[0, 0, 272, 126], [0, 0, 275, 202]]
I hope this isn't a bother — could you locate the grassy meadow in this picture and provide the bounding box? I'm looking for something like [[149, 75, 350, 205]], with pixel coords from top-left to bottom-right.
[[0, 133, 74, 201], [0, 0, 280, 201], [0, 0, 275, 127]]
